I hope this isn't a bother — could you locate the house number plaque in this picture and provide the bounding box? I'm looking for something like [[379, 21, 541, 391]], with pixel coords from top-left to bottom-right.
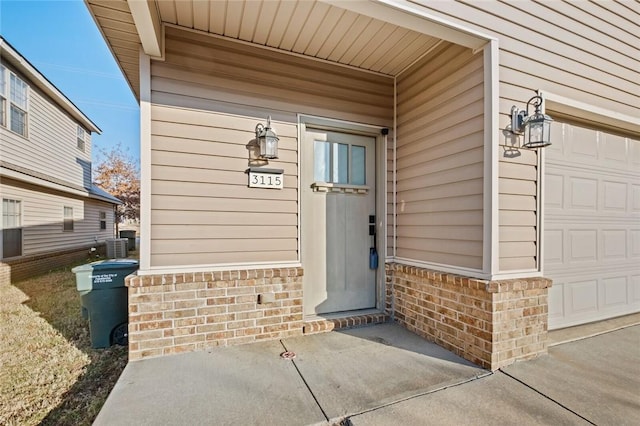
[[247, 167, 284, 189]]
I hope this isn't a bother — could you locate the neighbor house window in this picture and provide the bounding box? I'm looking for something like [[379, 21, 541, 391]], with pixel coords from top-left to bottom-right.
[[0, 65, 6, 127], [77, 126, 85, 151], [63, 206, 74, 231], [99, 211, 107, 230], [2, 199, 22, 258], [9, 73, 28, 137]]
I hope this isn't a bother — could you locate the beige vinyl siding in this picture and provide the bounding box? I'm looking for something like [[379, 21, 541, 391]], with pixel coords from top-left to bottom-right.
[[1, 178, 114, 257], [150, 27, 393, 268], [154, 26, 394, 125], [498, 148, 538, 271], [403, 0, 639, 272], [395, 42, 484, 270], [410, 1, 639, 117], [0, 65, 93, 189], [149, 108, 298, 267]]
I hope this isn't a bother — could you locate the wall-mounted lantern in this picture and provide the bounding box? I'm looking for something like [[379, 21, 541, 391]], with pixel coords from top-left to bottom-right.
[[510, 95, 553, 148], [255, 116, 279, 159]]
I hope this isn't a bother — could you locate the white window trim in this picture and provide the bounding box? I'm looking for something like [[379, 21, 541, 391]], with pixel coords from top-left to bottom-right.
[[1, 66, 29, 138], [99, 211, 107, 230], [2, 198, 23, 259], [77, 125, 86, 151], [0, 65, 6, 128], [63, 206, 74, 232]]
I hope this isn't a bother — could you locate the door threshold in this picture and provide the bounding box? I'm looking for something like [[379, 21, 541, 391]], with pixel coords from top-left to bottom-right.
[[303, 310, 389, 335]]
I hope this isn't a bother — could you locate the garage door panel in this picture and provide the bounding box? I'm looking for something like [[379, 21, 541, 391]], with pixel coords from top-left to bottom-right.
[[568, 125, 598, 161], [602, 133, 628, 165], [545, 174, 564, 208], [603, 181, 627, 211], [632, 230, 640, 258], [602, 229, 626, 260], [545, 225, 636, 271], [569, 229, 597, 262], [570, 177, 598, 210], [544, 228, 563, 264], [632, 142, 640, 166], [545, 166, 636, 217], [548, 284, 564, 319], [633, 185, 640, 212], [545, 121, 640, 329], [548, 270, 640, 329], [601, 276, 628, 308], [568, 279, 599, 314], [633, 276, 640, 303]]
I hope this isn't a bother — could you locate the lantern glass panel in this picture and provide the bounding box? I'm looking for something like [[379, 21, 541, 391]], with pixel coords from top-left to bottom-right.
[[264, 136, 278, 158]]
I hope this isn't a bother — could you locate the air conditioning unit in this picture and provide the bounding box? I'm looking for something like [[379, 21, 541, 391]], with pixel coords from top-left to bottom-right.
[[106, 238, 128, 259]]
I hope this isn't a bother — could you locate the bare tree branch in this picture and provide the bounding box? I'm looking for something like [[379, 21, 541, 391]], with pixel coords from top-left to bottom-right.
[[93, 143, 140, 233]]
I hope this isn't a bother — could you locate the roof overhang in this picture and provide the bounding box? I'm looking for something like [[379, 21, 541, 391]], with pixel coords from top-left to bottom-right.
[[1, 162, 121, 205], [86, 0, 493, 100], [0, 37, 102, 134], [324, 0, 489, 51], [128, 0, 163, 57]]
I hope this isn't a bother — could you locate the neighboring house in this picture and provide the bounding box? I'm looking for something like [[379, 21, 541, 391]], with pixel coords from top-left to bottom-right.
[[0, 37, 120, 283], [86, 0, 639, 369]]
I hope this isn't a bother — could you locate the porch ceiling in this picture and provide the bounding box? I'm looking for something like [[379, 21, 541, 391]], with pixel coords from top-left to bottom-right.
[[155, 0, 441, 76], [86, 0, 486, 100]]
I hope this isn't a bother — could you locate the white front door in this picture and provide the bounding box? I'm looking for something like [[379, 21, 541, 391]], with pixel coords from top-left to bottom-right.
[[302, 127, 377, 316]]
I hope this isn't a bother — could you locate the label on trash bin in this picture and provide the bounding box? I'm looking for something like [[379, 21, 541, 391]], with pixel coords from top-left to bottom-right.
[[92, 273, 118, 284]]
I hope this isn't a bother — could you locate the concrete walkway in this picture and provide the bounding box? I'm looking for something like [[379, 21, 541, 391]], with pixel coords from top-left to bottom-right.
[[95, 322, 640, 425]]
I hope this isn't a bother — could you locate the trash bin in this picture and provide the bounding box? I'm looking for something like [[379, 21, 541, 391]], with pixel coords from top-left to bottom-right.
[[119, 230, 137, 251], [72, 259, 139, 348]]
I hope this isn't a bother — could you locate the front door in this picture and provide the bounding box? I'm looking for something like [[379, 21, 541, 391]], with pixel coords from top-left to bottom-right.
[[302, 127, 377, 316]]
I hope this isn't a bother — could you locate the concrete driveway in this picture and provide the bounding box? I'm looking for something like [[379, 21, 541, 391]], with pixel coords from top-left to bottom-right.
[[95, 322, 640, 425]]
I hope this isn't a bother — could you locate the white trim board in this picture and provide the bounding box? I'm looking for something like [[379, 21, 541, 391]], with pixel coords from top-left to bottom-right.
[[541, 91, 640, 136], [139, 49, 152, 272]]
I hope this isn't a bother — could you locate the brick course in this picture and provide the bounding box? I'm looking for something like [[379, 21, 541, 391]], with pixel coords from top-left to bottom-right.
[[2, 243, 106, 283], [388, 263, 551, 370], [303, 312, 389, 335], [126, 268, 304, 360], [125, 262, 551, 369]]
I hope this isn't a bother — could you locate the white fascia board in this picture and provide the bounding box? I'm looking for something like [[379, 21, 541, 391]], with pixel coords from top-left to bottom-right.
[[541, 91, 640, 135], [1, 167, 87, 198], [128, 0, 163, 58], [322, 0, 494, 50], [0, 38, 101, 134]]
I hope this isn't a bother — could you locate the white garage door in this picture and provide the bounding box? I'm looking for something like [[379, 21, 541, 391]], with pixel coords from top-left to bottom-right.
[[544, 121, 640, 329]]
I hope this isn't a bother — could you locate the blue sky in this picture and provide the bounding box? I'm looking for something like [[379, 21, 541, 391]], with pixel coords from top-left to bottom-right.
[[1, 0, 140, 164]]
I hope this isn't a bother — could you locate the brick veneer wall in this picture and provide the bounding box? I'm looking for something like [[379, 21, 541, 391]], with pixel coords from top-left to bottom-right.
[[3, 243, 106, 283], [389, 263, 551, 371], [126, 268, 304, 360]]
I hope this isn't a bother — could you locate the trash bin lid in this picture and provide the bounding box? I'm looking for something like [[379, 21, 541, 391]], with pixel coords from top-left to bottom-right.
[[90, 259, 139, 271], [72, 263, 94, 273]]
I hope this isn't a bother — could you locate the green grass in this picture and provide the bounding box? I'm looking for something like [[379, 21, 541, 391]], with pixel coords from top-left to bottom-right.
[[0, 262, 128, 425]]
